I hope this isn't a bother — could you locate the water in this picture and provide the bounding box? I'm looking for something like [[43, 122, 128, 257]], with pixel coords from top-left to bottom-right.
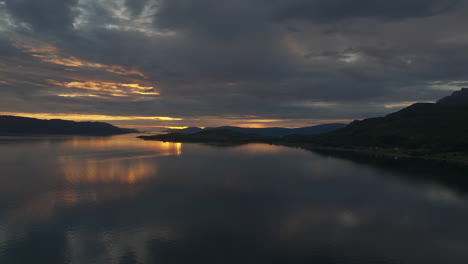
[[0, 135, 468, 264]]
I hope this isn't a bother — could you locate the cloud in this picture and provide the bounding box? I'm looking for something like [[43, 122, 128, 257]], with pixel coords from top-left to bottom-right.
[[4, 0, 79, 33], [49, 80, 159, 97], [269, 0, 461, 23], [0, 0, 468, 128], [125, 0, 149, 16], [0, 36, 23, 57]]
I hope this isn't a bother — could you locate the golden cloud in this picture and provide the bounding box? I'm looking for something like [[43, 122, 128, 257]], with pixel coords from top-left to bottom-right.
[[49, 80, 159, 97], [12, 37, 146, 78]]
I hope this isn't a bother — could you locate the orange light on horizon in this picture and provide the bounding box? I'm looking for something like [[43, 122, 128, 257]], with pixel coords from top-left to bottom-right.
[[241, 119, 285, 123], [232, 123, 271, 128], [0, 112, 183, 121]]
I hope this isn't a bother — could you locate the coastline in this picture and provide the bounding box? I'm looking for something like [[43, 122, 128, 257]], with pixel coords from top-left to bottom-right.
[[280, 143, 468, 166], [139, 135, 468, 166]]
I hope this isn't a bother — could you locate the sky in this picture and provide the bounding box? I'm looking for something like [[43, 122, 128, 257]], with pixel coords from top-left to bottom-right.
[[0, 0, 468, 130]]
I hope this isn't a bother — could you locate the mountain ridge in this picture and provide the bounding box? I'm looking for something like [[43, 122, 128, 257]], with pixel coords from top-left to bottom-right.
[[141, 88, 468, 164], [283, 88, 468, 154], [164, 123, 347, 137], [0, 115, 139, 136]]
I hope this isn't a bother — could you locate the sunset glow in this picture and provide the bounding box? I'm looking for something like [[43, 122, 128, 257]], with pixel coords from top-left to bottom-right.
[[1, 1, 468, 263], [49, 80, 159, 97], [12, 38, 146, 78], [0, 112, 182, 121], [1, 0, 466, 128]]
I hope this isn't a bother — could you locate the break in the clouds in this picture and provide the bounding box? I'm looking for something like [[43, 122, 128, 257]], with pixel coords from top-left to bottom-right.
[[0, 0, 468, 129]]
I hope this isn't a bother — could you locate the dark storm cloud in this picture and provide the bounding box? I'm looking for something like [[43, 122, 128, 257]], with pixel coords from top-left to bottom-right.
[[153, 0, 268, 38], [0, 36, 23, 57], [5, 0, 78, 33], [125, 0, 149, 16], [1, 0, 468, 127], [269, 0, 461, 22]]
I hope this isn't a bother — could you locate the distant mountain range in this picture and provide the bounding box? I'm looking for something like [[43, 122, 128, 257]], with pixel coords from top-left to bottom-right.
[[164, 123, 347, 137], [140, 129, 272, 143], [142, 88, 468, 163], [0, 116, 139, 135]]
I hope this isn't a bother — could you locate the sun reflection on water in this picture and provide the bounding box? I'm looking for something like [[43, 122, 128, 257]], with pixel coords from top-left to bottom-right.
[[233, 143, 283, 154], [56, 136, 183, 185], [61, 159, 158, 184], [65, 136, 183, 154]]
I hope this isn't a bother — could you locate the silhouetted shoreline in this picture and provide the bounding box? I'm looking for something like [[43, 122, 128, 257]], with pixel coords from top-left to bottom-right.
[[139, 132, 468, 166], [0, 116, 139, 136], [139, 89, 468, 166]]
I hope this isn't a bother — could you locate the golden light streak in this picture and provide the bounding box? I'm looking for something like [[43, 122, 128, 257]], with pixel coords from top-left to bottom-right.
[[49, 80, 159, 97], [211, 118, 354, 128], [120, 83, 155, 90], [56, 93, 101, 98], [114, 125, 191, 129], [12, 38, 146, 78], [240, 119, 285, 123], [106, 66, 146, 78], [175, 142, 182, 156], [65, 137, 182, 154], [232, 123, 271, 128], [61, 158, 158, 184], [32, 55, 104, 68], [234, 143, 283, 154], [33, 55, 146, 77], [15, 43, 58, 54], [0, 112, 183, 121]]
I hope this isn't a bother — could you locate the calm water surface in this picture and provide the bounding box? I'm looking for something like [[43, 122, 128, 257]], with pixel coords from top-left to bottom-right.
[[1, 135, 468, 264]]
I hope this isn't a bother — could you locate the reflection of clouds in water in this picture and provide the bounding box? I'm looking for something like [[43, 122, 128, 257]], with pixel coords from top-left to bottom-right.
[[66, 227, 177, 264], [272, 198, 468, 263], [339, 210, 359, 228], [3, 136, 468, 263], [0, 136, 185, 258], [302, 158, 356, 179], [52, 138, 184, 193], [424, 184, 464, 204], [56, 187, 145, 207], [231, 143, 285, 155], [63, 136, 182, 156], [0, 185, 147, 251], [56, 136, 184, 185], [0, 136, 184, 252], [60, 157, 158, 185], [278, 208, 362, 242], [0, 219, 28, 250], [0, 224, 7, 248]]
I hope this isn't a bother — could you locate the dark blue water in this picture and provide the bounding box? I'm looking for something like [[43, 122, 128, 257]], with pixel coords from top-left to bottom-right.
[[1, 135, 468, 264]]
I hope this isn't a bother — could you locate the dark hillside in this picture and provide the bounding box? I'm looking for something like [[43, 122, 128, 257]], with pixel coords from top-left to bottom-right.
[[0, 116, 138, 135]]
